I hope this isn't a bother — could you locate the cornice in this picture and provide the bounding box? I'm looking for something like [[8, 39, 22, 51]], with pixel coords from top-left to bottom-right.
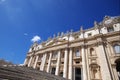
[[27, 31, 120, 55], [104, 31, 120, 37], [33, 16, 120, 48]]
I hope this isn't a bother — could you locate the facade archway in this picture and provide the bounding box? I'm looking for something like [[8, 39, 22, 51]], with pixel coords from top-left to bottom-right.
[[115, 59, 120, 80]]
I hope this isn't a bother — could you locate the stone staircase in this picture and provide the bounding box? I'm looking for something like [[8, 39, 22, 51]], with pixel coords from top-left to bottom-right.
[[0, 65, 67, 80]]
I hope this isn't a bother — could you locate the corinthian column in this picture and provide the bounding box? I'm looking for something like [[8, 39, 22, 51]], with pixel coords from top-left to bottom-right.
[[68, 48, 73, 80], [81, 46, 87, 80], [55, 50, 61, 75], [40, 53, 47, 71], [97, 45, 112, 80], [47, 52, 52, 73], [63, 49, 68, 78], [33, 55, 39, 69], [28, 56, 33, 67]]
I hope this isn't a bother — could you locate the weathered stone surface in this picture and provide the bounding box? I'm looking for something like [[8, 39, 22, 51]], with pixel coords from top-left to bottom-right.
[[0, 59, 13, 66], [0, 66, 67, 80]]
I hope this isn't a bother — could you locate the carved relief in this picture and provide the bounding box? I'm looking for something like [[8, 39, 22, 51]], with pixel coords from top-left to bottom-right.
[[90, 64, 101, 80]]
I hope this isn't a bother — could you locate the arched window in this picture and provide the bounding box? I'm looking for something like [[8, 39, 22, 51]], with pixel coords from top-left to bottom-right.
[[75, 49, 80, 57], [114, 44, 120, 54]]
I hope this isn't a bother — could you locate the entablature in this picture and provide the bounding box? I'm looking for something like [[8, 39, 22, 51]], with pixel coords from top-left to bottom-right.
[[26, 30, 120, 56]]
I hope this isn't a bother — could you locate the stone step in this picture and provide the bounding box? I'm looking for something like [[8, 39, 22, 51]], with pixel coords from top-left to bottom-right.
[[0, 66, 68, 80]]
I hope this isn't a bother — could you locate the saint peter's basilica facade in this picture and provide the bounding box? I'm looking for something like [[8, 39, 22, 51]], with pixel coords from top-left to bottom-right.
[[24, 16, 120, 80]]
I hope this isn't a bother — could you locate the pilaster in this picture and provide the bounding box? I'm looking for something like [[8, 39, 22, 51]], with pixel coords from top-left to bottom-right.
[[81, 46, 88, 80], [28, 56, 33, 67], [40, 53, 47, 71], [55, 50, 61, 75], [63, 49, 68, 78], [33, 55, 39, 69], [85, 47, 90, 80], [97, 44, 112, 80], [47, 52, 52, 73], [68, 48, 73, 80]]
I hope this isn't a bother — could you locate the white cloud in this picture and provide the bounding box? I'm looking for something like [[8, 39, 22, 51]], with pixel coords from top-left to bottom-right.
[[24, 33, 28, 36], [31, 35, 41, 42]]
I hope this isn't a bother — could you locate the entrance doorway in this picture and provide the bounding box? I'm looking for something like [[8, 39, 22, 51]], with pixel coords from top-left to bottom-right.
[[59, 72, 63, 77], [116, 60, 120, 80], [75, 68, 81, 80], [51, 67, 56, 75]]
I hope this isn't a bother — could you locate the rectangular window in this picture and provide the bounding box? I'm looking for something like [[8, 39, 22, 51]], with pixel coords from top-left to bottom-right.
[[75, 50, 80, 57], [114, 45, 120, 54], [52, 52, 57, 59], [107, 27, 114, 32], [88, 33, 92, 37], [52, 61, 56, 64]]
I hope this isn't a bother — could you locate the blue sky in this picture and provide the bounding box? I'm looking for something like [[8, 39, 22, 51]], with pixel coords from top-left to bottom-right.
[[0, 0, 119, 64]]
